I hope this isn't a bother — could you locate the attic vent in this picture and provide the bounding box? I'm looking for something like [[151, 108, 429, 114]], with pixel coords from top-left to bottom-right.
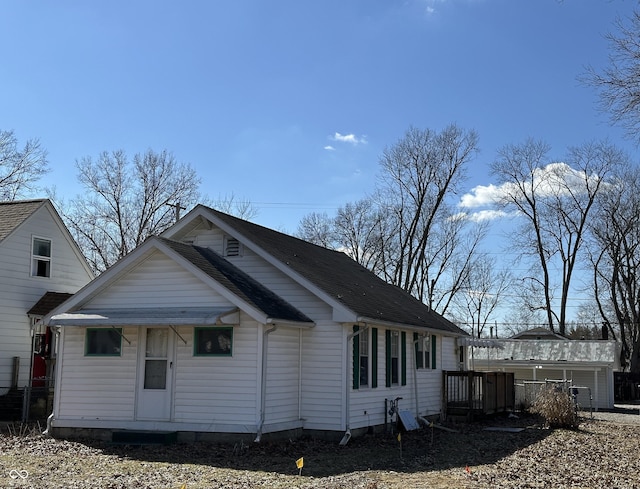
[[225, 237, 242, 257]]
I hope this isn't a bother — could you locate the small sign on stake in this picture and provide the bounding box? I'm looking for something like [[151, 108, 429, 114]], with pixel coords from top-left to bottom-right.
[[296, 457, 304, 476]]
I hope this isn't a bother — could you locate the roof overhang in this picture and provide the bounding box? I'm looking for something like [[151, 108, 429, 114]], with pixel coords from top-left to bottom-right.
[[457, 337, 505, 348], [355, 316, 466, 337], [48, 307, 240, 327]]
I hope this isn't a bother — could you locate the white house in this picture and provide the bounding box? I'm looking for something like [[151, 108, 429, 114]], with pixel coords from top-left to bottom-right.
[[468, 336, 617, 411], [45, 205, 468, 442], [0, 199, 94, 399]]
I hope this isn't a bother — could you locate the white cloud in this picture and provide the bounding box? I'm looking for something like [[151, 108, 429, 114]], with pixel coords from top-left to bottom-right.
[[324, 145, 336, 151], [459, 183, 503, 208], [458, 162, 605, 221], [330, 132, 367, 145]]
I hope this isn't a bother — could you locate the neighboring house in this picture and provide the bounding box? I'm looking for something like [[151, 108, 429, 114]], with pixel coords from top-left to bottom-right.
[[0, 199, 94, 399], [468, 330, 617, 411], [45, 204, 468, 442]]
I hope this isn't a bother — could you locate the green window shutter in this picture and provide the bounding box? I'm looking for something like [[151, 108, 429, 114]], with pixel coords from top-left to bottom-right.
[[352, 325, 360, 390], [431, 334, 437, 369], [371, 328, 378, 388], [385, 329, 392, 388], [401, 331, 407, 386]]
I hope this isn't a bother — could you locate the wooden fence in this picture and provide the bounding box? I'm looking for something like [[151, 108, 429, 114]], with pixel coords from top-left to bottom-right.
[[442, 371, 515, 421]]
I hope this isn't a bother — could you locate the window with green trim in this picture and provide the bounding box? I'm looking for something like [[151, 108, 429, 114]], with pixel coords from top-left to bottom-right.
[[85, 328, 122, 356], [386, 329, 407, 387], [359, 331, 369, 387], [194, 327, 233, 356], [414, 333, 431, 369], [352, 326, 378, 390]]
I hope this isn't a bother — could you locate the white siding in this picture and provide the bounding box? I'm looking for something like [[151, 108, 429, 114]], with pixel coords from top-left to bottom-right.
[[264, 327, 300, 424], [349, 331, 456, 431], [173, 317, 259, 426], [0, 205, 92, 388], [86, 251, 230, 309], [300, 321, 344, 430], [56, 326, 137, 420]]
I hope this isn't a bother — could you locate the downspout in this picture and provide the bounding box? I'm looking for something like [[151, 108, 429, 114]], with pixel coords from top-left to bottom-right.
[[340, 324, 368, 446], [412, 335, 425, 419], [43, 325, 62, 436], [255, 324, 277, 443]]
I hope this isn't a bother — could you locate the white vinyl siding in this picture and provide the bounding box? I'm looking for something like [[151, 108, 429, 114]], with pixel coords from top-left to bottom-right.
[[56, 326, 137, 420], [173, 319, 259, 426], [86, 251, 233, 309], [300, 321, 344, 431], [0, 204, 93, 389], [264, 327, 300, 424]]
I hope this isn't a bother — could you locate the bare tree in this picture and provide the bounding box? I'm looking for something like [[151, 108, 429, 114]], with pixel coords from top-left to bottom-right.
[[296, 211, 336, 248], [333, 198, 387, 272], [297, 124, 484, 317], [58, 149, 201, 273], [0, 129, 48, 200], [588, 164, 640, 372], [453, 254, 514, 338], [492, 139, 623, 335], [372, 125, 481, 314], [583, 9, 640, 145], [210, 192, 259, 221]]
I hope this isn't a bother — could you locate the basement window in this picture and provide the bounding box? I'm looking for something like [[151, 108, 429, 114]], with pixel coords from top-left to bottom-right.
[[85, 328, 122, 356], [194, 327, 233, 356]]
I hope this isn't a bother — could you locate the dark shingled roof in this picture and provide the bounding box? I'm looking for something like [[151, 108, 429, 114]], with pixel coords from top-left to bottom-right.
[[28, 292, 74, 316], [159, 237, 313, 324], [0, 199, 46, 242], [204, 206, 465, 335]]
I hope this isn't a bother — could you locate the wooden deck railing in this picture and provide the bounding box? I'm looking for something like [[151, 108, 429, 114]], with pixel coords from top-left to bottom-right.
[[442, 371, 515, 420]]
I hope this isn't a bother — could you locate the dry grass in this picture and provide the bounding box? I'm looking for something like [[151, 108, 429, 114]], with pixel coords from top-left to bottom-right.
[[1, 413, 640, 488], [529, 385, 580, 429]]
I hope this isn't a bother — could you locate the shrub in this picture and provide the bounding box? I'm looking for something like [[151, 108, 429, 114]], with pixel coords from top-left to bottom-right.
[[529, 385, 579, 429]]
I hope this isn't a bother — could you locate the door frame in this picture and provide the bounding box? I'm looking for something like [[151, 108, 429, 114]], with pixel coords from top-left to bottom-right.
[[135, 326, 175, 421]]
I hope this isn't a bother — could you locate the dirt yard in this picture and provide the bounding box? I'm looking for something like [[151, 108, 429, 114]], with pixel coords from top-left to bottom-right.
[[1, 412, 640, 489]]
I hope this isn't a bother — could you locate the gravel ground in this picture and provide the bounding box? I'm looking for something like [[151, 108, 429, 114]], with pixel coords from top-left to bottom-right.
[[1, 410, 640, 489]]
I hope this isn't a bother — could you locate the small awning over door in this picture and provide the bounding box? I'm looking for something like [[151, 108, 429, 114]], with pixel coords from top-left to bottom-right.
[[48, 307, 239, 326]]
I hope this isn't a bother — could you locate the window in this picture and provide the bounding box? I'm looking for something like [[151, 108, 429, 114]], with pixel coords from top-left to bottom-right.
[[385, 329, 407, 387], [414, 333, 431, 369], [359, 331, 369, 387], [85, 328, 122, 356], [352, 326, 377, 390], [194, 327, 233, 356], [390, 331, 399, 384], [31, 237, 51, 277]]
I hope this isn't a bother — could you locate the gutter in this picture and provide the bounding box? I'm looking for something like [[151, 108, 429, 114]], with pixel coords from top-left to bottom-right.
[[254, 325, 277, 442]]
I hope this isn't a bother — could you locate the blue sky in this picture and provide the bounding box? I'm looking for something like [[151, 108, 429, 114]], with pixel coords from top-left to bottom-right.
[[2, 0, 636, 232], [2, 1, 638, 325]]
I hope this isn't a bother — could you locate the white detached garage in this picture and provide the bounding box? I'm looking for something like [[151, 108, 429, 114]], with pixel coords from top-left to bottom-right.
[[45, 205, 467, 442]]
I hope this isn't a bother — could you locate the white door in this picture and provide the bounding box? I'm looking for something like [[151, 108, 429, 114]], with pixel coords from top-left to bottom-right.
[[136, 327, 174, 421]]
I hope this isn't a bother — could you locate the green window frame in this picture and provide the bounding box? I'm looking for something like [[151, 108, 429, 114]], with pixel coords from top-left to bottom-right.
[[194, 327, 233, 356], [85, 328, 122, 356]]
